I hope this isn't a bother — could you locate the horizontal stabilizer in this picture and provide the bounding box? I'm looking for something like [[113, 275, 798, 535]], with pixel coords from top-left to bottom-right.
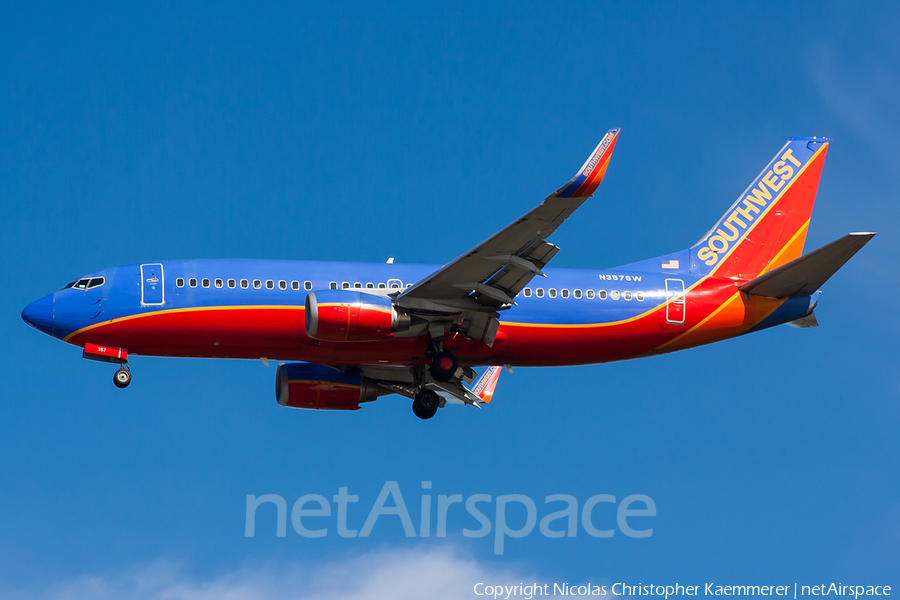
[[787, 312, 819, 328], [470, 366, 502, 404], [740, 232, 875, 298]]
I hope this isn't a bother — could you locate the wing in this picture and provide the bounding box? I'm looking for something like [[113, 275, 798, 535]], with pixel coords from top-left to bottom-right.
[[397, 129, 620, 345]]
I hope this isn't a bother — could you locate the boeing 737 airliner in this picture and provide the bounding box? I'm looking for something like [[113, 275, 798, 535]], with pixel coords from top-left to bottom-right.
[[22, 130, 874, 419]]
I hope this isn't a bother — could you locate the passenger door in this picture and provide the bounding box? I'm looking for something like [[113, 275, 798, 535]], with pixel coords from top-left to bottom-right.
[[141, 263, 165, 306]]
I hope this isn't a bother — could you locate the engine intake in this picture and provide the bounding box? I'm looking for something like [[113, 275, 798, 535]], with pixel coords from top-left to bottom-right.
[[275, 362, 380, 410], [305, 290, 410, 342]]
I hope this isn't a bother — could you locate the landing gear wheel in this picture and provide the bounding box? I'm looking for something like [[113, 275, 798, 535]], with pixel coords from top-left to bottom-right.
[[429, 350, 458, 383], [412, 389, 440, 420], [113, 367, 132, 389]]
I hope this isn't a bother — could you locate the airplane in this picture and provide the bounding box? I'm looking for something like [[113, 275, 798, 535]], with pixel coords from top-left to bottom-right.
[[21, 129, 875, 419]]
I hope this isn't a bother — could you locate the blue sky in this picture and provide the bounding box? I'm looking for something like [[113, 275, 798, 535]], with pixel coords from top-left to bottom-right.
[[1, 2, 898, 597]]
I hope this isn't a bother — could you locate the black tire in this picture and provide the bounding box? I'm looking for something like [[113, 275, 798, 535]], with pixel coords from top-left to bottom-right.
[[412, 389, 440, 420], [113, 368, 131, 389], [429, 350, 458, 383]]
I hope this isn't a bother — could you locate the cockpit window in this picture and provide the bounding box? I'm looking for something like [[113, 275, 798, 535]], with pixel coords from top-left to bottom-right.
[[62, 275, 106, 290]]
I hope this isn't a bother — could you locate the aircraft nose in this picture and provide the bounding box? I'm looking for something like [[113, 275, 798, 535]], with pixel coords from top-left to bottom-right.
[[22, 294, 55, 336]]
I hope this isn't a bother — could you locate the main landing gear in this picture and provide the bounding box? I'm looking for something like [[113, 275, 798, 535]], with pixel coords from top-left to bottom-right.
[[113, 363, 132, 389], [412, 388, 440, 420], [412, 333, 456, 419]]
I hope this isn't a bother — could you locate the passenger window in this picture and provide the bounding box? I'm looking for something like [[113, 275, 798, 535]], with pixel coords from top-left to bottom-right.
[[342, 282, 350, 289], [636, 291, 645, 301], [176, 278, 185, 288], [406, 284, 412, 288], [304, 281, 312, 291], [215, 279, 223, 288], [586, 290, 595, 299], [279, 280, 288, 290], [330, 282, 338, 290], [378, 283, 386, 289], [228, 279, 236, 288], [189, 278, 198, 288], [561, 289, 569, 298], [536, 288, 545, 297], [611, 290, 620, 300], [523, 288, 532, 297], [366, 282, 374, 289], [253, 280, 261, 289], [266, 280, 274, 290], [202, 278, 210, 288], [624, 291, 632, 301], [241, 279, 249, 289], [354, 282, 362, 289], [574, 289, 582, 299], [390, 282, 400, 289], [290, 281, 298, 290], [549, 288, 557, 298], [599, 290, 607, 300]]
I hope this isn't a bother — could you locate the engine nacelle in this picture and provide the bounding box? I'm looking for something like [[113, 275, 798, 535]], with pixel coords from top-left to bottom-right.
[[275, 362, 379, 410], [305, 290, 410, 342]]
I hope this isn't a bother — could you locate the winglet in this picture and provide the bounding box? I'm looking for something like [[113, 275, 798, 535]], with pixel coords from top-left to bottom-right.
[[469, 366, 502, 404], [550, 128, 620, 199]]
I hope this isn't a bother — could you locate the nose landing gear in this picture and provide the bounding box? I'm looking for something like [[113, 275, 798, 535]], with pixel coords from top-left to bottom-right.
[[81, 344, 132, 389], [113, 364, 132, 389]]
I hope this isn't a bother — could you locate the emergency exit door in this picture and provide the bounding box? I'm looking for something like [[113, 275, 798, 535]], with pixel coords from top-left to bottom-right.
[[665, 278, 685, 325]]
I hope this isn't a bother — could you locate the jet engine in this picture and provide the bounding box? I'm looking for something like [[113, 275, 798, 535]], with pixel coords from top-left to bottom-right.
[[275, 362, 381, 410], [305, 290, 410, 342]]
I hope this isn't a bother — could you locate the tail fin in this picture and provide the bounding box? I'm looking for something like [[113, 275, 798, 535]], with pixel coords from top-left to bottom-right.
[[739, 232, 875, 298], [691, 137, 830, 280], [470, 366, 502, 404]]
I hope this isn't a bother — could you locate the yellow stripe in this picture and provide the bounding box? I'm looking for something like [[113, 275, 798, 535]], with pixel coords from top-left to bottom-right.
[[63, 305, 306, 343], [758, 219, 809, 275]]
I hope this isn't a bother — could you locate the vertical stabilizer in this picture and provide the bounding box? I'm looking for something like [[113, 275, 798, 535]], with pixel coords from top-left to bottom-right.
[[691, 138, 829, 280]]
